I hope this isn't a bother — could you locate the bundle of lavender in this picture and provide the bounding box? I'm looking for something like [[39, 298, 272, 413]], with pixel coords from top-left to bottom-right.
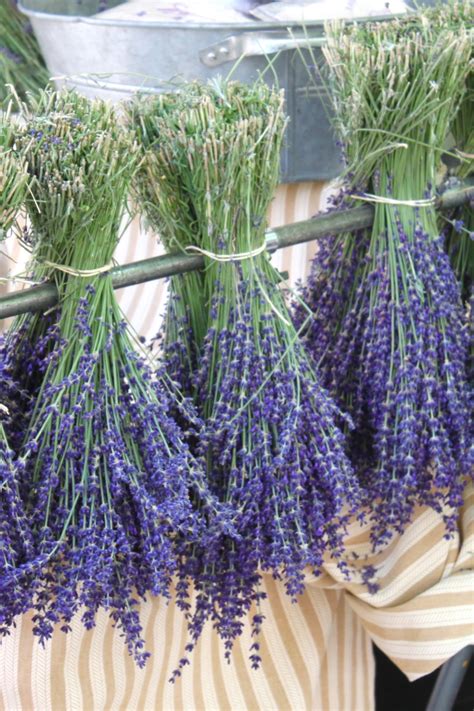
[[445, 68, 473, 304], [131, 82, 360, 670], [296, 7, 473, 547], [0, 104, 29, 237], [0, 110, 34, 637], [130, 84, 210, 395], [1, 89, 228, 664]]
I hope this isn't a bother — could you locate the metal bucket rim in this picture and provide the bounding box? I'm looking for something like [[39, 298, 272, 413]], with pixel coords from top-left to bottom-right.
[[18, 3, 405, 31], [18, 4, 323, 29]]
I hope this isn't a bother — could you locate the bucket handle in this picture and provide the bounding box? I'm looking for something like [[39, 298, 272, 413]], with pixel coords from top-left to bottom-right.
[[199, 30, 326, 67]]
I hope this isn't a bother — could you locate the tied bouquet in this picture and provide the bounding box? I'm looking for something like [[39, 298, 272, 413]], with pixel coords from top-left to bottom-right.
[[295, 5, 473, 547], [0, 89, 232, 665], [0, 108, 34, 636], [131, 81, 361, 673]]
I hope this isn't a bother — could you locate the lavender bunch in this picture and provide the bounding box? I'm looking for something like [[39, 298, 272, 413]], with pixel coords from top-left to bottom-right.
[[0, 108, 35, 637], [296, 8, 473, 547], [445, 68, 473, 304], [1, 89, 229, 665], [129, 84, 215, 396], [0, 104, 29, 238], [132, 82, 361, 672]]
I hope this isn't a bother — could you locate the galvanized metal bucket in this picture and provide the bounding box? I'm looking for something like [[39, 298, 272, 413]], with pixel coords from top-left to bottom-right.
[[18, 0, 421, 182]]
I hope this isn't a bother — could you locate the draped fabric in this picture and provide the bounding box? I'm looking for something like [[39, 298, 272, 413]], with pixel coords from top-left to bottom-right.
[[0, 182, 472, 710]]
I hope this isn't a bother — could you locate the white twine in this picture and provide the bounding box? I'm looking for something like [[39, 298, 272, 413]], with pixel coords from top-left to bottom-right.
[[42, 260, 115, 277], [185, 242, 267, 262], [185, 242, 290, 324], [350, 193, 436, 208]]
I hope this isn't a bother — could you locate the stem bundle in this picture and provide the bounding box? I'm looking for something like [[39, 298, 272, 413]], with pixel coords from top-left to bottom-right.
[[131, 82, 361, 671], [1, 89, 228, 665], [296, 5, 473, 546]]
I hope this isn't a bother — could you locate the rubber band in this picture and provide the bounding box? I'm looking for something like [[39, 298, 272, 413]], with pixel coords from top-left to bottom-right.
[[185, 242, 267, 262], [42, 260, 115, 276], [350, 193, 436, 208]]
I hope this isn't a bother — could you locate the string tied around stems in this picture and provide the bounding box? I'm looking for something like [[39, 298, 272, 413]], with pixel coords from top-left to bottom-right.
[[185, 242, 267, 262], [350, 193, 436, 208], [41, 259, 116, 277], [185, 241, 291, 325]]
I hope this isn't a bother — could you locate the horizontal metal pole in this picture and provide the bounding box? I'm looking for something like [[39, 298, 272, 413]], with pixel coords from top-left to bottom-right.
[[0, 183, 472, 320]]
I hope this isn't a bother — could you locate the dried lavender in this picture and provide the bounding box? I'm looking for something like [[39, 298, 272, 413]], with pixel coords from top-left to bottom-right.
[[132, 82, 361, 672], [0, 104, 29, 237], [130, 84, 212, 396], [296, 8, 473, 547], [0, 108, 34, 637], [445, 68, 473, 304], [1, 89, 229, 665]]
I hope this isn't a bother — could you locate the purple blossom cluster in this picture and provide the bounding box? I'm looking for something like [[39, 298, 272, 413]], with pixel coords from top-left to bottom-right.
[[296, 199, 473, 547], [170, 265, 361, 671], [1, 286, 232, 665]]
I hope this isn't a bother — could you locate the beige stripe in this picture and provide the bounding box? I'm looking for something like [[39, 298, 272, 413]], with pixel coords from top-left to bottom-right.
[[257, 611, 292, 711], [87, 609, 108, 711], [18, 615, 34, 711], [77, 628, 94, 711], [136, 600, 162, 711], [343, 603, 358, 711], [125, 602, 152, 711], [383, 588, 474, 612], [102, 616, 117, 710], [192, 630, 206, 711], [360, 617, 473, 643], [355, 597, 365, 709], [349, 597, 474, 629], [173, 604, 190, 711], [337, 595, 346, 711], [340, 524, 455, 604], [267, 576, 312, 710], [364, 623, 375, 710], [338, 512, 447, 575], [318, 626, 331, 709], [154, 593, 177, 709], [50, 623, 67, 711], [232, 635, 261, 711], [366, 633, 473, 661], [387, 655, 456, 679], [1, 614, 22, 711], [32, 621, 52, 711], [210, 621, 232, 711], [0, 686, 5, 711], [119, 633, 138, 711], [350, 605, 358, 711]]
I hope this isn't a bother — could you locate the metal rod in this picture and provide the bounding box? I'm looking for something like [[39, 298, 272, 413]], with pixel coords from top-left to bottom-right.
[[0, 183, 472, 320], [426, 645, 473, 711]]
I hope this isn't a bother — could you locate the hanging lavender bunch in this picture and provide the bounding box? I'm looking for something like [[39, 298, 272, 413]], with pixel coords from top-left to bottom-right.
[[0, 110, 35, 636], [131, 82, 361, 673], [444, 68, 473, 305], [2, 89, 230, 665], [129, 83, 214, 396], [296, 8, 473, 547]]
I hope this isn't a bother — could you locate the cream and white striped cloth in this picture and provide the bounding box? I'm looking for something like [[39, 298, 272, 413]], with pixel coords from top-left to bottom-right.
[[0, 183, 472, 711]]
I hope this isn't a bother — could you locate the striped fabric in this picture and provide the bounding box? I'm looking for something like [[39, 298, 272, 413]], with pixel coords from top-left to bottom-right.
[[0, 182, 472, 710]]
